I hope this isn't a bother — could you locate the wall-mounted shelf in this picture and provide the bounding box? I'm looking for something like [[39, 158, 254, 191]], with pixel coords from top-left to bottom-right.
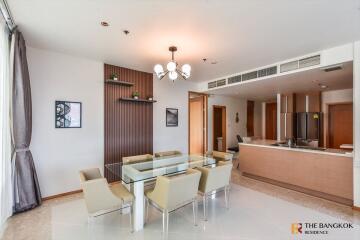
[[105, 79, 134, 86], [119, 97, 157, 103]]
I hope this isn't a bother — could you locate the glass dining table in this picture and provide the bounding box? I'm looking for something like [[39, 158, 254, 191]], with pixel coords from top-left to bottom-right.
[[105, 154, 218, 231]]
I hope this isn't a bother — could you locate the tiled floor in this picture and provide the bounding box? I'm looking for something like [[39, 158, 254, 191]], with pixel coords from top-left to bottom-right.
[[2, 169, 360, 240]]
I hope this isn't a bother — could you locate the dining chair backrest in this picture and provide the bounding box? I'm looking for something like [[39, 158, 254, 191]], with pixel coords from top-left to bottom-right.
[[122, 154, 153, 164], [154, 150, 182, 158], [150, 168, 201, 210], [198, 161, 232, 194], [79, 168, 102, 182], [212, 151, 233, 161]]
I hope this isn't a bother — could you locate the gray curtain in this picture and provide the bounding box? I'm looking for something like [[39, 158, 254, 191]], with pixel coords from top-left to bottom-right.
[[12, 30, 42, 212]]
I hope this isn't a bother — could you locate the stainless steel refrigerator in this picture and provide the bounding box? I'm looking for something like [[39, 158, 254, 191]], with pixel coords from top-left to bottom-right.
[[296, 112, 321, 146]]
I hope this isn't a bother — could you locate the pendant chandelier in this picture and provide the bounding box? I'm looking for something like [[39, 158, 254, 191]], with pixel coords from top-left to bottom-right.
[[154, 46, 191, 81]]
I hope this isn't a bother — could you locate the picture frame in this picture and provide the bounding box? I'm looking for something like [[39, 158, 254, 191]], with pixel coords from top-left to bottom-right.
[[166, 108, 178, 127], [55, 101, 82, 128]]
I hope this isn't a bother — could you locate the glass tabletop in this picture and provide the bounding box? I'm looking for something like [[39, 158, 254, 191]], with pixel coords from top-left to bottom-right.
[[105, 154, 219, 184]]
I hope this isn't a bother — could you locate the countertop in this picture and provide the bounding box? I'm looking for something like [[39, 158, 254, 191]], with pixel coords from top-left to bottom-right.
[[239, 139, 353, 158]]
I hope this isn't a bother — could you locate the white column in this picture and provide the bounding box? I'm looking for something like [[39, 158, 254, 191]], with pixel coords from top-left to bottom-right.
[[353, 41, 360, 208], [276, 94, 281, 142], [131, 181, 145, 231]]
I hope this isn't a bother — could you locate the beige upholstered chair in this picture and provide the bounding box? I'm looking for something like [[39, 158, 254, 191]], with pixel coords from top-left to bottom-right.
[[211, 151, 233, 162], [145, 168, 201, 233], [196, 161, 232, 220], [79, 168, 134, 231], [122, 154, 153, 164], [154, 150, 182, 158]]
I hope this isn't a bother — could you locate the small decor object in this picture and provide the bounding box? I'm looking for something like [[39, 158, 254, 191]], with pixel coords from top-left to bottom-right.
[[147, 96, 153, 101], [132, 91, 140, 99], [110, 73, 118, 80], [235, 112, 239, 123], [166, 108, 178, 127], [55, 101, 82, 128], [154, 46, 191, 81]]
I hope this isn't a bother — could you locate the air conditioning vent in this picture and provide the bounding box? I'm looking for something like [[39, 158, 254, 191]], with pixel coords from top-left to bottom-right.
[[208, 81, 217, 89], [228, 75, 242, 84], [299, 55, 320, 69], [280, 60, 299, 73], [258, 66, 277, 77], [216, 79, 226, 87], [242, 71, 258, 81]]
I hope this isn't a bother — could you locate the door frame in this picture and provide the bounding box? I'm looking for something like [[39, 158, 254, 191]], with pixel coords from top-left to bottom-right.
[[212, 105, 227, 152], [188, 91, 208, 154]]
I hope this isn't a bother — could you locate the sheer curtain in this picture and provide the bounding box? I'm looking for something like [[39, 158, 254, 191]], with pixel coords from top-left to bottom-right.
[[0, 16, 13, 225]]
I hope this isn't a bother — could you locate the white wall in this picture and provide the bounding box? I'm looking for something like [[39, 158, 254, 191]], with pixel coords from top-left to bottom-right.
[[207, 95, 247, 151], [321, 88, 353, 147], [153, 77, 198, 154], [28, 47, 104, 198]]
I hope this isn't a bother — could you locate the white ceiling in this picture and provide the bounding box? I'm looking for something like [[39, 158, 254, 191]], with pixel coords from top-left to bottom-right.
[[8, 0, 360, 82], [206, 62, 353, 101]]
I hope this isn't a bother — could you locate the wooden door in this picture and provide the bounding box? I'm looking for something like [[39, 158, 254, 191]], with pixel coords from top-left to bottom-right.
[[189, 96, 205, 154], [266, 103, 277, 140], [247, 101, 254, 137], [213, 105, 227, 152], [328, 103, 353, 149]]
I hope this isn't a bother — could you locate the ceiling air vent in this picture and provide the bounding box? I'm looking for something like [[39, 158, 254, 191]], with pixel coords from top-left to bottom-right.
[[228, 75, 242, 84], [258, 66, 277, 77], [216, 79, 226, 87], [242, 71, 258, 81], [299, 55, 320, 69], [208, 81, 217, 89], [280, 60, 299, 73]]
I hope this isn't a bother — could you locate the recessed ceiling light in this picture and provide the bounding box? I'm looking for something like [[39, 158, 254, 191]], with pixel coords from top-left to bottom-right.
[[202, 58, 207, 62], [319, 84, 328, 89], [101, 21, 109, 27], [123, 30, 130, 35]]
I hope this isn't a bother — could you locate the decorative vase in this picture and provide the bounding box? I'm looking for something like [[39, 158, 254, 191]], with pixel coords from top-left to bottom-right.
[[134, 96, 139, 99]]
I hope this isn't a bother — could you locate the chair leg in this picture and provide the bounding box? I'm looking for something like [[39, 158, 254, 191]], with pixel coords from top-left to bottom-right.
[[144, 198, 149, 224], [129, 204, 134, 233], [203, 194, 207, 221], [224, 186, 230, 209], [192, 198, 198, 226], [162, 210, 169, 234]]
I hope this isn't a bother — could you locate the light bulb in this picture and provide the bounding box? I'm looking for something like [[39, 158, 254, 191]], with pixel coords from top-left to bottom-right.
[[169, 71, 178, 81], [154, 64, 164, 74], [166, 61, 177, 72], [181, 64, 191, 74]]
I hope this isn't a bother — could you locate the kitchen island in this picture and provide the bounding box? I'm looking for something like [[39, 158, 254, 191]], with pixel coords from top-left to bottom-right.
[[239, 140, 353, 205]]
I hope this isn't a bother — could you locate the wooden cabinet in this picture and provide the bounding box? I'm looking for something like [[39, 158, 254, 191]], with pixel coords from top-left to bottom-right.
[[295, 92, 320, 112]]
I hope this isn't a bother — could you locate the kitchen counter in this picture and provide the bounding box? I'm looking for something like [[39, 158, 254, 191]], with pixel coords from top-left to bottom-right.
[[238, 139, 353, 205], [240, 140, 353, 157]]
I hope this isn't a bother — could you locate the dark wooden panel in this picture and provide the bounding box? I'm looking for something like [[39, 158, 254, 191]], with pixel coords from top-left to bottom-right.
[[246, 101, 254, 137], [104, 64, 153, 182], [265, 103, 277, 140]]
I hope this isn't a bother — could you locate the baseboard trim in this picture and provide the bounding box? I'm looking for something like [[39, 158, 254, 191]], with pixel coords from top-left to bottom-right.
[[353, 206, 360, 212], [42, 189, 82, 201], [41, 181, 121, 201]]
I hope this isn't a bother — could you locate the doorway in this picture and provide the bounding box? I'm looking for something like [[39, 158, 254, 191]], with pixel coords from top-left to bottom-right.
[[328, 103, 353, 149], [188, 92, 208, 154], [265, 102, 277, 140], [213, 105, 226, 152]]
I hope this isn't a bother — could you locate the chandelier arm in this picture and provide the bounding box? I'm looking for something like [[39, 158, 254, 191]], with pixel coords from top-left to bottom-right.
[[176, 69, 187, 81], [159, 71, 169, 80]]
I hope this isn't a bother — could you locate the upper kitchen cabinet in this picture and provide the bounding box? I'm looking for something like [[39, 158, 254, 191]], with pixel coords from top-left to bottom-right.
[[295, 92, 320, 112], [281, 94, 295, 113]]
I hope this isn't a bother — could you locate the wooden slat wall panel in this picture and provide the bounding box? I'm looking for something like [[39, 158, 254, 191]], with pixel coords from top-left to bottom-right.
[[104, 64, 153, 182]]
